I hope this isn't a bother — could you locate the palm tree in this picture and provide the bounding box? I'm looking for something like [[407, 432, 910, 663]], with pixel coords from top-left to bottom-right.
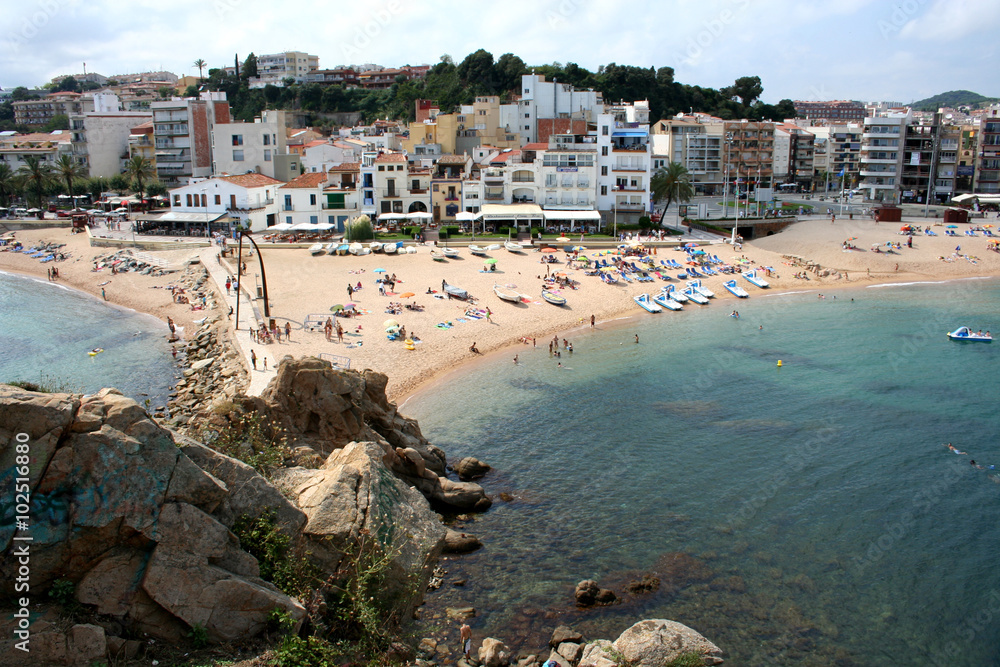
[[17, 156, 53, 210], [194, 59, 207, 81], [55, 155, 85, 204], [650, 162, 694, 226], [0, 163, 17, 208], [125, 155, 155, 201]]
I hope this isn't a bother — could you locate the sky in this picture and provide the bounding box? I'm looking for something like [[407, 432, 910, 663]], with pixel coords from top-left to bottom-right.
[[2, 0, 998, 105]]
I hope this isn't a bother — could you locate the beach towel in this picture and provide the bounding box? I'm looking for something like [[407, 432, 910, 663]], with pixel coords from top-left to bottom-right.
[[435, 322, 453, 329]]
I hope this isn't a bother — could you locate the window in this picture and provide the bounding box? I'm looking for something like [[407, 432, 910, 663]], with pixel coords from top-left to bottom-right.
[[201, 194, 207, 207], [310, 194, 316, 206], [214, 194, 221, 205], [378, 165, 384, 171], [230, 194, 237, 209], [381, 201, 391, 213], [602, 126, 609, 136], [525, 113, 530, 119], [263, 134, 270, 146], [600, 185, 607, 196], [233, 149, 244, 161], [232, 134, 243, 146], [602, 146, 608, 156], [173, 195, 181, 206], [286, 216, 292, 224], [284, 195, 292, 210], [310, 215, 318, 224], [601, 166, 608, 176], [392, 201, 403, 213], [186, 194, 192, 207], [525, 125, 529, 131], [264, 149, 272, 161]]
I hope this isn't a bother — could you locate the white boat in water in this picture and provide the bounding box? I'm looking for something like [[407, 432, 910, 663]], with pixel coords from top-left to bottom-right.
[[723, 280, 749, 298], [947, 326, 992, 342], [634, 293, 662, 313], [743, 270, 770, 288], [683, 286, 709, 304], [686, 279, 715, 298], [662, 284, 688, 302], [653, 292, 683, 310], [309, 243, 325, 256], [504, 240, 523, 252]]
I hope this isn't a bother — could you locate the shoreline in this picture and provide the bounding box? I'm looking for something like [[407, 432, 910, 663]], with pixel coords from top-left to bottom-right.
[[4, 218, 1000, 405]]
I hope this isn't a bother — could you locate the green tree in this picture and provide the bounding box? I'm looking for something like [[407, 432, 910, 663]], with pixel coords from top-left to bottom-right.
[[10, 87, 32, 101], [125, 155, 155, 199], [495, 53, 528, 93], [54, 155, 85, 201], [144, 180, 167, 199], [53, 76, 80, 93], [0, 163, 18, 206], [17, 156, 53, 209], [193, 58, 207, 80], [721, 76, 764, 108], [86, 176, 109, 203], [242, 53, 258, 81], [184, 84, 199, 98], [108, 173, 129, 193], [157, 86, 173, 98], [650, 162, 694, 225], [458, 49, 496, 95], [42, 115, 70, 132]]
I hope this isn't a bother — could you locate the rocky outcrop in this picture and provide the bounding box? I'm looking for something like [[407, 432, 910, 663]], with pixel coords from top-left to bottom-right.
[[575, 579, 617, 606], [455, 456, 491, 480], [579, 619, 724, 666], [478, 637, 511, 667], [254, 357, 491, 512], [444, 528, 483, 554], [0, 384, 306, 655]]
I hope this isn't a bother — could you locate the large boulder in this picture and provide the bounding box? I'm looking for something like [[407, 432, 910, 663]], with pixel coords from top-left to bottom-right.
[[612, 619, 724, 666], [0, 385, 305, 645], [455, 456, 491, 480], [271, 440, 446, 607], [478, 637, 511, 667]]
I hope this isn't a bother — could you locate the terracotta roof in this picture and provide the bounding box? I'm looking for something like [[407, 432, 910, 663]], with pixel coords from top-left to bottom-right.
[[328, 162, 360, 172], [303, 139, 328, 149], [521, 143, 549, 151], [280, 172, 328, 189], [490, 150, 520, 164], [375, 152, 406, 163], [217, 173, 285, 188], [437, 154, 468, 164]]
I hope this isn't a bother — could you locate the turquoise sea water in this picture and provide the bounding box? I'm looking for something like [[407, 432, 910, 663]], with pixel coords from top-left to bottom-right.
[[406, 279, 1000, 666], [0, 271, 177, 408]]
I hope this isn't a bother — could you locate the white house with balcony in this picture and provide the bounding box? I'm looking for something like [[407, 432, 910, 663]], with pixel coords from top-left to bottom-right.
[[372, 152, 431, 222], [860, 111, 910, 203], [212, 110, 287, 180], [596, 108, 652, 225], [276, 172, 359, 233], [155, 173, 282, 234]]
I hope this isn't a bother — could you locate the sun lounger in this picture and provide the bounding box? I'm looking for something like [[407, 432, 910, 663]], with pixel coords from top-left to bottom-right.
[[701, 266, 717, 275]]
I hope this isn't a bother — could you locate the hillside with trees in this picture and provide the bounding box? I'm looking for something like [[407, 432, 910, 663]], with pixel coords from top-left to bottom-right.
[[912, 90, 997, 111], [200, 50, 797, 128]]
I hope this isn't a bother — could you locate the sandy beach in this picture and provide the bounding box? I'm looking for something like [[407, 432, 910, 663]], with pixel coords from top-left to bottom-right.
[[4, 215, 1000, 401]]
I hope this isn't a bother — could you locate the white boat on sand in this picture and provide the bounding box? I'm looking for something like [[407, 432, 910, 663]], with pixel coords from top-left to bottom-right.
[[743, 270, 770, 288], [493, 283, 524, 303], [309, 243, 325, 256], [505, 240, 523, 252], [724, 280, 749, 298]]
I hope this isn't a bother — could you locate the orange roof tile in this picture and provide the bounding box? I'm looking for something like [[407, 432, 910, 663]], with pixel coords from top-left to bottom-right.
[[521, 143, 549, 151], [437, 154, 468, 164], [279, 173, 328, 189], [217, 173, 285, 188], [375, 152, 407, 163], [328, 162, 360, 172]]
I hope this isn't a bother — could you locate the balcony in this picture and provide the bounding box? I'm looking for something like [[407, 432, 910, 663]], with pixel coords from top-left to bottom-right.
[[409, 187, 428, 194], [512, 176, 534, 183], [483, 170, 504, 183], [484, 191, 505, 201], [614, 185, 644, 192], [283, 205, 294, 211], [381, 189, 400, 198], [613, 165, 646, 172], [612, 143, 648, 152]]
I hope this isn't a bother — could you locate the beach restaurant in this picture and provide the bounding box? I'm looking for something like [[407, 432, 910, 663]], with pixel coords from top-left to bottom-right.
[[133, 210, 234, 236]]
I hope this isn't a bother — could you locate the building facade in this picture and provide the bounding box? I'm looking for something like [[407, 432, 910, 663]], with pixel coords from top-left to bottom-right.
[[860, 112, 909, 202], [211, 110, 288, 180], [151, 92, 231, 187], [13, 92, 95, 126]]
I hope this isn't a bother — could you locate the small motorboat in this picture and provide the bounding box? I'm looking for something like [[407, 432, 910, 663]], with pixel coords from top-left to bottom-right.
[[541, 289, 566, 306], [947, 326, 992, 342], [309, 243, 326, 256], [430, 250, 447, 262], [336, 244, 350, 255], [383, 242, 399, 254], [653, 292, 683, 311], [494, 283, 523, 303], [469, 245, 487, 256], [683, 286, 709, 304], [505, 240, 523, 252], [348, 242, 364, 255], [486, 244, 502, 252], [323, 242, 338, 254], [634, 293, 662, 313], [443, 281, 469, 300], [662, 284, 688, 302], [443, 247, 460, 258], [686, 279, 715, 298], [724, 279, 749, 298], [743, 270, 770, 288], [369, 241, 383, 253]]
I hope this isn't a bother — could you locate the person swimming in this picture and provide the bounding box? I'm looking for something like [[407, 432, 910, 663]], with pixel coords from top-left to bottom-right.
[[946, 443, 968, 455]]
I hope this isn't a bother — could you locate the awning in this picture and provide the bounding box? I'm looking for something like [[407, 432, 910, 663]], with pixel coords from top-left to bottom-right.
[[269, 222, 293, 231], [480, 203, 544, 220], [360, 207, 377, 215], [612, 130, 648, 137], [455, 211, 480, 221], [543, 210, 601, 221], [134, 211, 228, 223]]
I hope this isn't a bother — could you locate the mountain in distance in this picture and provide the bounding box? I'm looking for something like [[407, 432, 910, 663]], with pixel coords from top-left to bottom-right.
[[911, 90, 998, 111]]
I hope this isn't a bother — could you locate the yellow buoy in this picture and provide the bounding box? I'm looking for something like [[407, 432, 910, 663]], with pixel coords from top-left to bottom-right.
[[777, 360, 783, 367]]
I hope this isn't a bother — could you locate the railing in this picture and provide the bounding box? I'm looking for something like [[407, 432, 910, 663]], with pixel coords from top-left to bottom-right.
[[409, 187, 428, 194], [381, 189, 400, 198], [282, 205, 294, 211], [444, 196, 460, 201], [612, 144, 647, 152], [512, 176, 534, 183], [484, 192, 504, 200]]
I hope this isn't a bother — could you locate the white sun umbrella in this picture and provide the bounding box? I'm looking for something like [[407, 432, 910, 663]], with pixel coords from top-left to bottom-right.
[[455, 211, 478, 221], [407, 211, 432, 220], [314, 222, 334, 230], [270, 222, 293, 231], [288, 222, 315, 231]]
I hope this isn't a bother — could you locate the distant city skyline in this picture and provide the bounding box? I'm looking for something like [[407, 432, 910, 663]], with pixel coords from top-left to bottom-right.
[[2, 0, 998, 106]]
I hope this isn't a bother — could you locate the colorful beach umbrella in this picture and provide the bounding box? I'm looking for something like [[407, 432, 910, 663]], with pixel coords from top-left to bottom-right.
[[374, 267, 387, 273], [383, 319, 400, 329], [484, 258, 497, 264], [399, 292, 415, 298], [330, 304, 344, 312], [541, 247, 558, 252], [572, 245, 587, 251]]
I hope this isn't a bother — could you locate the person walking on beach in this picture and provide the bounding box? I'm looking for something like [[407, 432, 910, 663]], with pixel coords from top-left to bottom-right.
[[285, 322, 291, 341], [591, 314, 595, 328], [250, 349, 257, 370], [486, 307, 492, 323], [336, 322, 344, 343], [225, 277, 231, 294], [101, 288, 107, 301], [262, 356, 267, 371], [347, 284, 354, 299]]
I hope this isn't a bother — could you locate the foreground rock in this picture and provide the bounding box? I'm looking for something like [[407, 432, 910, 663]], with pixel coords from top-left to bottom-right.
[[579, 619, 724, 666], [0, 384, 306, 651]]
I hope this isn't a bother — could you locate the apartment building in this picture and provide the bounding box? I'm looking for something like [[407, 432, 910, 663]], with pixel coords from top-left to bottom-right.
[[0, 131, 73, 171], [128, 121, 156, 169], [650, 115, 726, 194], [957, 124, 978, 194], [596, 103, 653, 225], [859, 111, 909, 203], [773, 124, 815, 190], [68, 93, 151, 178], [430, 155, 470, 224], [13, 92, 95, 126], [211, 110, 289, 180], [372, 152, 430, 217], [793, 100, 865, 123], [249, 52, 319, 88], [150, 92, 231, 187], [974, 105, 1000, 194], [721, 120, 775, 201], [518, 74, 603, 144], [276, 172, 357, 232]]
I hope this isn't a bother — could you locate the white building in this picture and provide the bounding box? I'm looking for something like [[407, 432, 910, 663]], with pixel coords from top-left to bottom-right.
[[276, 171, 360, 233], [151, 91, 231, 187], [68, 94, 152, 178], [211, 110, 288, 180], [518, 74, 603, 144], [160, 173, 282, 232], [596, 104, 652, 225], [250, 52, 319, 87], [860, 111, 910, 203], [301, 140, 364, 173], [372, 152, 431, 220]]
